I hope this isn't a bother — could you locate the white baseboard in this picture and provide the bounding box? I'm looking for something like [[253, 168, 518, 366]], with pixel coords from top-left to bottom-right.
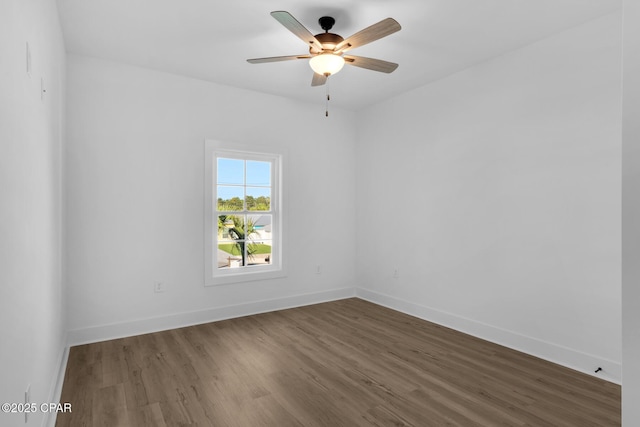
[[355, 287, 621, 385], [43, 337, 69, 427], [67, 287, 355, 347]]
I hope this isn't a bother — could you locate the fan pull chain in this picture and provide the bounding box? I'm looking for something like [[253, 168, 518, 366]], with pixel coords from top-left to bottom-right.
[[325, 75, 330, 117]]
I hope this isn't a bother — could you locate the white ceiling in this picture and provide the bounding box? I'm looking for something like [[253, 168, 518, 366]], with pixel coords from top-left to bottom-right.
[[56, 0, 621, 111]]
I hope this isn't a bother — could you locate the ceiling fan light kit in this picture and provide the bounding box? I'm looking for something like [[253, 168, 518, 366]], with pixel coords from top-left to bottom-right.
[[247, 11, 401, 116], [309, 53, 345, 76]]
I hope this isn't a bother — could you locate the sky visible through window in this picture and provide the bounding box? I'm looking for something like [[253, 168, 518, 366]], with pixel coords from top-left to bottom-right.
[[217, 158, 271, 202]]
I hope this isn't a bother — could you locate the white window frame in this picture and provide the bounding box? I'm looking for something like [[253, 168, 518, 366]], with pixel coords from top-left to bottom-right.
[[204, 140, 286, 286]]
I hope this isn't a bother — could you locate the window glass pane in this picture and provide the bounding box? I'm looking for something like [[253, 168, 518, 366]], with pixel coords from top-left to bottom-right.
[[246, 187, 271, 211], [248, 241, 272, 265], [217, 214, 244, 268], [217, 242, 243, 268], [217, 158, 244, 185], [244, 214, 271, 267], [217, 214, 244, 267], [217, 186, 244, 211], [246, 161, 271, 186]]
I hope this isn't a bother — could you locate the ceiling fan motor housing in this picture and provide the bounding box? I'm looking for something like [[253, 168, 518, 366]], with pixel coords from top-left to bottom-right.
[[312, 32, 344, 52], [310, 16, 344, 52]]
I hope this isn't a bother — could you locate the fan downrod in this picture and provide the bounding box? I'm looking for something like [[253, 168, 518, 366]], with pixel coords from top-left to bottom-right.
[[318, 16, 335, 32]]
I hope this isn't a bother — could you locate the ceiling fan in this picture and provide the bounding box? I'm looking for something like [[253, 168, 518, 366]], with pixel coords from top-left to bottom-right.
[[247, 11, 401, 87]]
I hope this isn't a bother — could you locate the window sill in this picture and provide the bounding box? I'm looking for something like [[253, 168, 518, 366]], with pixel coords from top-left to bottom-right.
[[205, 268, 287, 286]]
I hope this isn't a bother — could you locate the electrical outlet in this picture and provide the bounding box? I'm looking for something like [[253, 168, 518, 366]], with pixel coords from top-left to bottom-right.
[[154, 282, 164, 293], [315, 265, 322, 275], [393, 268, 400, 279]]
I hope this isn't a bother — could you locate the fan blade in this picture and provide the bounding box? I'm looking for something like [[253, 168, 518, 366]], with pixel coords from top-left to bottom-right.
[[311, 73, 327, 86], [247, 55, 311, 64], [335, 18, 401, 53], [343, 55, 398, 73], [271, 11, 324, 53]]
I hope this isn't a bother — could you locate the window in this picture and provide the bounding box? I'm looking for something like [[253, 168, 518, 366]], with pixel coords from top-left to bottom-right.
[[204, 141, 285, 285]]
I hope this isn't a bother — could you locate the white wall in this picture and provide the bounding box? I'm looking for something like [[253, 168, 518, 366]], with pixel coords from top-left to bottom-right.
[[622, 0, 640, 424], [64, 55, 357, 343], [356, 12, 622, 382], [0, 1, 66, 426]]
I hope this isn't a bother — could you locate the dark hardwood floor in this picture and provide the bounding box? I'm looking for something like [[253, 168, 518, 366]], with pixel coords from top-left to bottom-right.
[[56, 298, 621, 426]]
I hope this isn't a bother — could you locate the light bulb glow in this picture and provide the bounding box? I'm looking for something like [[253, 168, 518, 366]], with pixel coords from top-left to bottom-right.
[[309, 53, 345, 76]]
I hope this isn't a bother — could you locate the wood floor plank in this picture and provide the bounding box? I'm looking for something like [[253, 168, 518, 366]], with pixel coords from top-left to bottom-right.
[[126, 402, 167, 427], [92, 383, 128, 427], [56, 298, 621, 426]]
